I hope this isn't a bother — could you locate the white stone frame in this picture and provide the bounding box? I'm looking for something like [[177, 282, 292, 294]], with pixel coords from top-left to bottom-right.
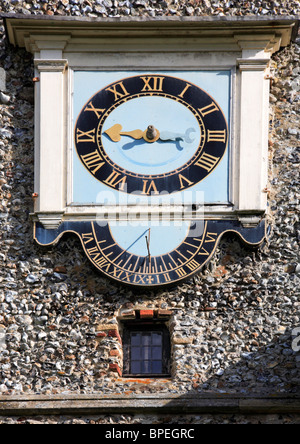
[[3, 15, 298, 229]]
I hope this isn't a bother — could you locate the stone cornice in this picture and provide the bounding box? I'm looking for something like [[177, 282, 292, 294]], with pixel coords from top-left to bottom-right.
[[2, 14, 299, 55]]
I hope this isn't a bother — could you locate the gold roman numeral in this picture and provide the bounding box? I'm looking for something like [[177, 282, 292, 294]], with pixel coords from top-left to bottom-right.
[[87, 246, 98, 255], [178, 174, 194, 190], [198, 102, 219, 117], [207, 129, 227, 143], [198, 247, 210, 256], [205, 232, 218, 243], [194, 152, 220, 172], [178, 83, 192, 98], [87, 246, 101, 262], [81, 150, 105, 174], [94, 256, 110, 269], [82, 232, 94, 245], [76, 128, 96, 143], [163, 273, 171, 282], [141, 76, 165, 92], [175, 267, 187, 278], [185, 259, 200, 272], [104, 170, 127, 191], [106, 81, 130, 102], [84, 101, 105, 119], [133, 274, 146, 285], [141, 179, 159, 195]]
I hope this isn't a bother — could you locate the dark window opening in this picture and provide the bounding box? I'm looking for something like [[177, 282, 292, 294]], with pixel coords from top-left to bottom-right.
[[122, 323, 171, 378]]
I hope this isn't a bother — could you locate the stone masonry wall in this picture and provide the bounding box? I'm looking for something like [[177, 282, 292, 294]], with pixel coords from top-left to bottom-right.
[[0, 0, 299, 423]]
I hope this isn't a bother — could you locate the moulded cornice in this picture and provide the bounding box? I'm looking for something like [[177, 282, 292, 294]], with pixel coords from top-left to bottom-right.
[[2, 14, 299, 55]]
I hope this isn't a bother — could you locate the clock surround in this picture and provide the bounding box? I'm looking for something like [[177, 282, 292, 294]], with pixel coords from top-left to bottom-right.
[[3, 15, 298, 287]]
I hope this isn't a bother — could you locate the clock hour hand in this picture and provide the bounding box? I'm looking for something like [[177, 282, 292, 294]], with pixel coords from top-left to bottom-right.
[[104, 124, 160, 144], [104, 124, 144, 142]]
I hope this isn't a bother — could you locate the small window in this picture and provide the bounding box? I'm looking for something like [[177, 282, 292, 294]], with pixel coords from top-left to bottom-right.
[[123, 323, 171, 377]]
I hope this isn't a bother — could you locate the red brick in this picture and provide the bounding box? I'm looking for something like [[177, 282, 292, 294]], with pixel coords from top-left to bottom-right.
[[96, 332, 107, 338], [108, 330, 122, 343], [140, 310, 154, 319], [109, 349, 120, 357], [109, 364, 122, 377], [54, 266, 67, 274]]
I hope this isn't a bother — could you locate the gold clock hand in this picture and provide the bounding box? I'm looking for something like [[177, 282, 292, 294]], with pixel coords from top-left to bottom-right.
[[104, 124, 144, 142], [104, 124, 160, 143]]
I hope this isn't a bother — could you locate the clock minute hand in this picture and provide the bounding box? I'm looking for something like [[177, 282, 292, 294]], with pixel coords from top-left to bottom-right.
[[159, 128, 196, 144], [159, 128, 196, 151]]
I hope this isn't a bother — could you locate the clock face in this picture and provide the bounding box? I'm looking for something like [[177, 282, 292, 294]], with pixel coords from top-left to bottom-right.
[[80, 220, 218, 287], [74, 74, 229, 196]]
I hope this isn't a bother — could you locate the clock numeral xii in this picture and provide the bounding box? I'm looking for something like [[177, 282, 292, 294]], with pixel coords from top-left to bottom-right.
[[141, 76, 165, 92]]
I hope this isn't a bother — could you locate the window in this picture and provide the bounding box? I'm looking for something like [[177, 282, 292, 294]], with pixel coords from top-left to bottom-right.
[[123, 323, 171, 377]]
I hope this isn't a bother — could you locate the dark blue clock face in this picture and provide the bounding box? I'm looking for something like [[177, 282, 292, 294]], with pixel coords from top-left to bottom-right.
[[74, 74, 229, 195]]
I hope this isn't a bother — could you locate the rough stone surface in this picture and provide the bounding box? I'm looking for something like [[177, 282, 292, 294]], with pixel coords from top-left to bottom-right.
[[0, 0, 300, 18], [0, 0, 300, 425]]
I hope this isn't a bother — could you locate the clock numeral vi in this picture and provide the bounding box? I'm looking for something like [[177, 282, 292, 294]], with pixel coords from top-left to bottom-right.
[[141, 179, 159, 195]]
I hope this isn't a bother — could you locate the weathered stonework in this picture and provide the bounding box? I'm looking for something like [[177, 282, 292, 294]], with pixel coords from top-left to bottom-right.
[[0, 0, 299, 424]]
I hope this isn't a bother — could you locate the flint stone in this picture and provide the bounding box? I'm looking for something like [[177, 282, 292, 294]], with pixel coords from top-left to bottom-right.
[[26, 274, 39, 284], [16, 315, 32, 326], [0, 92, 10, 104]]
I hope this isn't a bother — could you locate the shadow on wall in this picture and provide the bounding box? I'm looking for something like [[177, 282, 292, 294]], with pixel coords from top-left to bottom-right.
[[186, 325, 300, 395]]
